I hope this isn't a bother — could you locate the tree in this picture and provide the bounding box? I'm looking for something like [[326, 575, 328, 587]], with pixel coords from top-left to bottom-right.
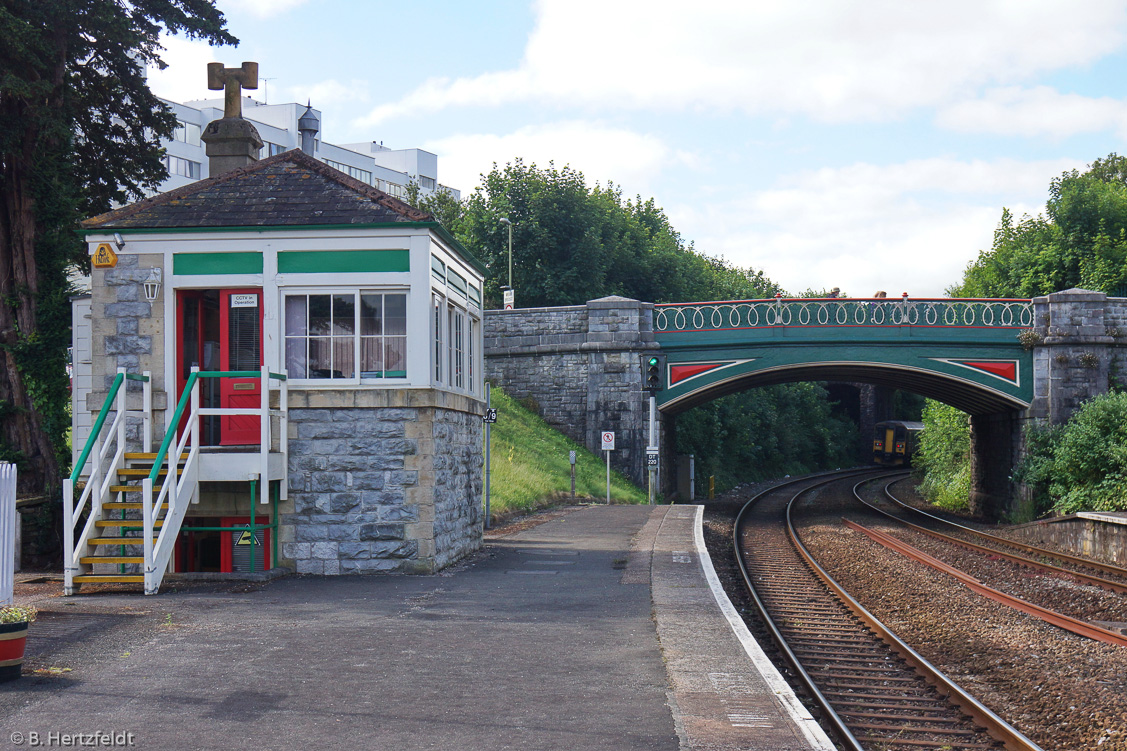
[[448, 159, 780, 307], [952, 154, 1127, 298], [0, 2, 235, 494]]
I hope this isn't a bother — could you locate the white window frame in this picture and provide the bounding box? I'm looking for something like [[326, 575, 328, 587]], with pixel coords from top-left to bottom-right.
[[433, 293, 444, 384], [467, 316, 477, 395], [283, 286, 409, 386], [447, 303, 466, 389]]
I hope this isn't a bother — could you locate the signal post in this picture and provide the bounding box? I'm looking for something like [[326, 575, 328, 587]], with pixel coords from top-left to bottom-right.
[[641, 354, 665, 504]]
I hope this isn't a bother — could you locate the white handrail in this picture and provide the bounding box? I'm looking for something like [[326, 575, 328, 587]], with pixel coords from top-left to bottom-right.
[[142, 367, 287, 594], [64, 367, 153, 595]]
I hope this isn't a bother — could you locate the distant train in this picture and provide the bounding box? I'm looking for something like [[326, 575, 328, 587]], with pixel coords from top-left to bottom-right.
[[872, 420, 924, 466]]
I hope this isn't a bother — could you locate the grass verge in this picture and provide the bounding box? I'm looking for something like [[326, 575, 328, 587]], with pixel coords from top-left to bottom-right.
[[485, 386, 646, 521]]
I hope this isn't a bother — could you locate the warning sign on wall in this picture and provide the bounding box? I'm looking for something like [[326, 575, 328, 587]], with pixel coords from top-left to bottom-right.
[[92, 243, 118, 268], [236, 528, 260, 546]]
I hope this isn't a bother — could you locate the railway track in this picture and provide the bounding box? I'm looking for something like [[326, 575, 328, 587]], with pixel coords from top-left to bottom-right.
[[734, 470, 1042, 751], [861, 475, 1127, 592]]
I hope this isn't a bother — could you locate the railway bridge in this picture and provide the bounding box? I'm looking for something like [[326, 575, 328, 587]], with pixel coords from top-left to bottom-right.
[[484, 289, 1127, 520]]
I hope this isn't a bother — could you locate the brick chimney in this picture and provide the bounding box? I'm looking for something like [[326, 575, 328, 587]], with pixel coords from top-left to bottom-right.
[[199, 62, 264, 176]]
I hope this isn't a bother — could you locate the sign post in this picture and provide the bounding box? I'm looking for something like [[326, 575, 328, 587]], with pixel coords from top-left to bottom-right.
[[600, 431, 615, 504], [483, 384, 495, 529], [503, 289, 515, 310], [569, 450, 577, 499], [647, 394, 657, 505]]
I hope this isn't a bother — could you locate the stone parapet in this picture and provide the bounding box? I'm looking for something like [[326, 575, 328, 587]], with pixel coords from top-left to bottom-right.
[[1030, 288, 1122, 423]]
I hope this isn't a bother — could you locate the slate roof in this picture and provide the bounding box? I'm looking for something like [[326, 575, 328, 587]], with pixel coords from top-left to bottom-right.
[[82, 149, 434, 230]]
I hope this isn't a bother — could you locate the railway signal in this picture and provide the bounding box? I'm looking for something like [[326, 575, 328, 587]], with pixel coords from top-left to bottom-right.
[[642, 354, 665, 393]]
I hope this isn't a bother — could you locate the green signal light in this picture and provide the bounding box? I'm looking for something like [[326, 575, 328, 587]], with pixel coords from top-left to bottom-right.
[[648, 357, 659, 366]]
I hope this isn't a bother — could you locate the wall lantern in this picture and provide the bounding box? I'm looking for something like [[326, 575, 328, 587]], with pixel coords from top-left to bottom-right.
[[143, 268, 162, 303]]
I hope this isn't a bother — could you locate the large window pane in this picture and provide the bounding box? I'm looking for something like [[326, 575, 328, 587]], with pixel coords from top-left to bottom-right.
[[309, 295, 331, 336], [387, 337, 406, 377], [360, 294, 382, 336], [333, 336, 354, 378], [332, 294, 354, 335], [386, 295, 406, 336], [309, 337, 332, 378], [285, 296, 307, 336], [285, 338, 307, 378], [286, 291, 407, 381]]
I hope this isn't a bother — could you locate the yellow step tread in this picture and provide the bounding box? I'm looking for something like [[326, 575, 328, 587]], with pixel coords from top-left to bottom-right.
[[117, 468, 181, 477], [73, 575, 143, 584], [103, 502, 168, 510], [124, 452, 188, 461], [94, 520, 163, 528], [80, 556, 142, 564], [108, 486, 164, 494], [88, 537, 155, 545]]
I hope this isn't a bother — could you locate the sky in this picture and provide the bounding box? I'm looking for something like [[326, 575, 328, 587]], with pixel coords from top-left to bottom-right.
[[148, 0, 1127, 298]]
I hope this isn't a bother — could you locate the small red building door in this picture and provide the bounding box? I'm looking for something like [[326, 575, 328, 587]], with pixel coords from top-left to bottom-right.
[[219, 289, 263, 445], [176, 288, 263, 446]]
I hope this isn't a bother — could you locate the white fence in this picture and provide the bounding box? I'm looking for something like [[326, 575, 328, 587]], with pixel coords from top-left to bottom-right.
[[0, 463, 17, 606]]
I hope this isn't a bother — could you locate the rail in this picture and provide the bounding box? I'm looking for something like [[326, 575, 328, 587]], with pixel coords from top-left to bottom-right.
[[655, 296, 1034, 332], [857, 476, 1127, 594], [732, 470, 1044, 750], [143, 366, 287, 594], [63, 369, 151, 594]]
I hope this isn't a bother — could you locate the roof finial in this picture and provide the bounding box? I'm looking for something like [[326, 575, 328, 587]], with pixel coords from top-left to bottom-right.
[[207, 62, 259, 119]]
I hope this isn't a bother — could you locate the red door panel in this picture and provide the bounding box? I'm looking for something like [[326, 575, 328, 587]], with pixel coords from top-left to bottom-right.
[[219, 289, 263, 445]]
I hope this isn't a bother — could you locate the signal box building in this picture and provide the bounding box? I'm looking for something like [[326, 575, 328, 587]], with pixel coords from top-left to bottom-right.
[[71, 144, 485, 593]]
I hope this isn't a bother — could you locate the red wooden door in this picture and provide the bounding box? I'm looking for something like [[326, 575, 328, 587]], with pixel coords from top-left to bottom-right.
[[218, 289, 263, 445]]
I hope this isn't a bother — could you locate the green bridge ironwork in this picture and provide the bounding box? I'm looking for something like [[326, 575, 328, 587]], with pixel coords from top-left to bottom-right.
[[653, 296, 1034, 415]]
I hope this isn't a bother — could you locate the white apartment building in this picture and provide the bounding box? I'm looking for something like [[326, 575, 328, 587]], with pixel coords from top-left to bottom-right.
[[159, 96, 459, 201]]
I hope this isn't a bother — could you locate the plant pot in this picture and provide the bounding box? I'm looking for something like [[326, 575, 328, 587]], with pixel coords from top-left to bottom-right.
[[0, 620, 29, 682]]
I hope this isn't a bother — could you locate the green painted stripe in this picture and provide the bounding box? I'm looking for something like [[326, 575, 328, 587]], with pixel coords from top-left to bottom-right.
[[174, 252, 263, 275], [447, 269, 467, 297], [278, 249, 409, 274]]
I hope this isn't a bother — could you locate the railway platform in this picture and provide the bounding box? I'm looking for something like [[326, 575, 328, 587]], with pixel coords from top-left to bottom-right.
[[1, 504, 831, 751]]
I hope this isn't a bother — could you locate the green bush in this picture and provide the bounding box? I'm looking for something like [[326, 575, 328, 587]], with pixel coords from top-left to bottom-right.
[[1012, 422, 1064, 516], [1045, 391, 1127, 514], [915, 400, 971, 510]]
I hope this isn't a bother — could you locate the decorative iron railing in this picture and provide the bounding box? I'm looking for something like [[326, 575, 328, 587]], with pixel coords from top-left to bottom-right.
[[654, 297, 1034, 332]]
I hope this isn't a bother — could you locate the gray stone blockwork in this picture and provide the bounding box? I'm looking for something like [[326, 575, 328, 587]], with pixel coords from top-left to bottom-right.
[[485, 296, 661, 486], [88, 252, 169, 444], [280, 390, 483, 575], [1029, 289, 1123, 424]]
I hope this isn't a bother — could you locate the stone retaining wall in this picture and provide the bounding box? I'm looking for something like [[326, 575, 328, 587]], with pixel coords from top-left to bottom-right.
[[1006, 514, 1127, 566], [484, 296, 661, 486]]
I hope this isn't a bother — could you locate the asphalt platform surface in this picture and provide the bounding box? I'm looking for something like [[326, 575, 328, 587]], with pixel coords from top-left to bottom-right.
[[0, 504, 828, 751]]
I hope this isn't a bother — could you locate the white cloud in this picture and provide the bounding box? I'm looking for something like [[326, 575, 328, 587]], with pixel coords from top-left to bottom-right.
[[424, 121, 692, 196], [284, 79, 370, 110], [938, 86, 1127, 138], [147, 36, 229, 103], [670, 158, 1080, 297], [221, 0, 309, 19], [358, 0, 1127, 126]]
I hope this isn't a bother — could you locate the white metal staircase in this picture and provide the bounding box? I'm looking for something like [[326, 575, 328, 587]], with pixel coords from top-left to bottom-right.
[[65, 366, 288, 595]]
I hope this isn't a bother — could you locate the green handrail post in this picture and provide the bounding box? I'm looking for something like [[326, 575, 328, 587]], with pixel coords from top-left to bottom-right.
[[249, 479, 257, 574], [272, 480, 279, 571]]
